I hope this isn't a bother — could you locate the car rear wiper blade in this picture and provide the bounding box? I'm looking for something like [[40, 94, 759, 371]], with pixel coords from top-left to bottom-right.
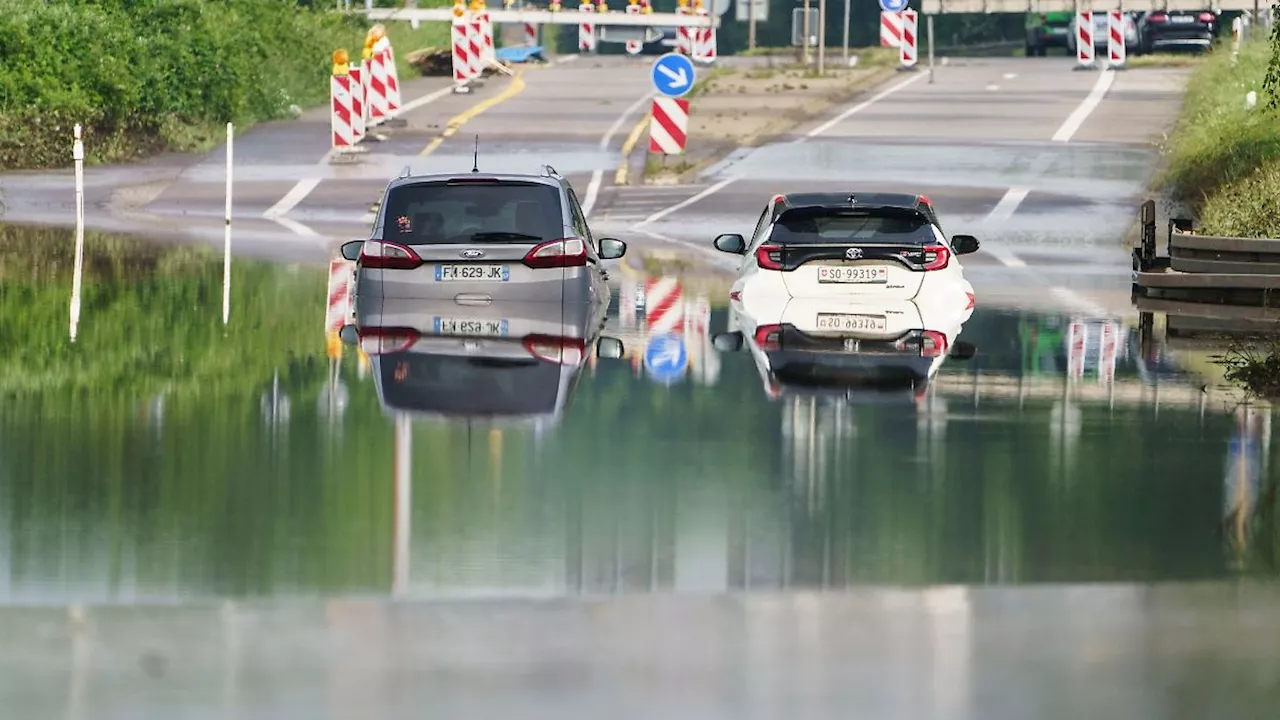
[[468, 232, 544, 242]]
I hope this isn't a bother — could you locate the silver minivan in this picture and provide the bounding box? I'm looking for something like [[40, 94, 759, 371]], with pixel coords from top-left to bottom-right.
[[340, 166, 626, 306]]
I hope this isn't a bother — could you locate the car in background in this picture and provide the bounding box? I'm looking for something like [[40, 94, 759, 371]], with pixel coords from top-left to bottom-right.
[[711, 191, 979, 307], [711, 281, 977, 403], [340, 166, 626, 305], [340, 296, 623, 424], [640, 28, 679, 55], [1067, 10, 1140, 56], [1025, 10, 1074, 56], [1135, 9, 1219, 54]]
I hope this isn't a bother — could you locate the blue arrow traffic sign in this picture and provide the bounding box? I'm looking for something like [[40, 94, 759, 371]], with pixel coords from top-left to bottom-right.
[[650, 52, 696, 98], [879, 0, 908, 11], [644, 333, 688, 384]]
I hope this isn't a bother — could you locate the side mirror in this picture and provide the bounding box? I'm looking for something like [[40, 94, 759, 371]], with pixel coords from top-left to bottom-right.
[[949, 341, 977, 360], [713, 233, 746, 255], [598, 237, 627, 260], [340, 240, 365, 262], [951, 234, 980, 256], [712, 331, 744, 352], [339, 324, 360, 346], [596, 336, 625, 359]]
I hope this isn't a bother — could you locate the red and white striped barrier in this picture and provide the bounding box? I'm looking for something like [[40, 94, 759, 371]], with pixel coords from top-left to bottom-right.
[[1098, 322, 1119, 382], [899, 9, 918, 68], [1067, 321, 1087, 379], [479, 10, 495, 67], [469, 12, 486, 74], [380, 38, 402, 116], [331, 72, 356, 152], [648, 97, 689, 155], [625, 3, 641, 55], [349, 64, 366, 142], [326, 256, 354, 333], [881, 11, 903, 48], [693, 6, 717, 63], [1076, 11, 1095, 68], [1107, 10, 1126, 68], [645, 276, 684, 336], [677, 5, 693, 56], [578, 2, 596, 53], [524, 20, 538, 46], [367, 42, 391, 125]]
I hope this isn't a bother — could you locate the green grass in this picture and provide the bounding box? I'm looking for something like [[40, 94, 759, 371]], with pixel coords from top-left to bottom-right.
[[1158, 39, 1280, 237], [1126, 52, 1208, 68]]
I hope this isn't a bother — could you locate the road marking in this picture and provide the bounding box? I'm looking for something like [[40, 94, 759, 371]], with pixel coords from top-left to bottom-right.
[[601, 92, 654, 151], [1052, 69, 1115, 142], [581, 170, 604, 217], [633, 177, 737, 227], [398, 85, 455, 115], [1003, 73, 1017, 79], [264, 177, 322, 218], [801, 72, 927, 140], [270, 214, 321, 238], [987, 187, 1030, 222], [614, 111, 652, 185], [986, 83, 999, 91], [420, 69, 527, 157]]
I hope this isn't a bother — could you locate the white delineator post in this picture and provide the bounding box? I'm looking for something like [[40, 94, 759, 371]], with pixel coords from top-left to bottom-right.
[[69, 124, 85, 343], [578, 2, 595, 53], [899, 9, 918, 69], [1076, 11, 1095, 69], [452, 14, 473, 91], [1107, 10, 1126, 69], [222, 122, 233, 326]]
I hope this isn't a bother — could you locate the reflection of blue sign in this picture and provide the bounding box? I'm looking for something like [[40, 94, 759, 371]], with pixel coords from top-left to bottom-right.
[[651, 52, 696, 98], [880, 0, 908, 11], [644, 333, 688, 383]]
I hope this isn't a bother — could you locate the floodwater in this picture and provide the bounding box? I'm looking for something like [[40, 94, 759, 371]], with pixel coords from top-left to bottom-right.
[[1, 225, 1278, 716]]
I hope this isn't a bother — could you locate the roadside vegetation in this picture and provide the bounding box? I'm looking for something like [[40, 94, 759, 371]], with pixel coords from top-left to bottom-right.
[[1159, 21, 1280, 237], [0, 0, 449, 171]]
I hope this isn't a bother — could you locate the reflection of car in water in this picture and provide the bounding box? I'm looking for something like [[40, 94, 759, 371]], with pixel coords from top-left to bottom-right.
[[713, 281, 977, 402], [340, 296, 623, 424]]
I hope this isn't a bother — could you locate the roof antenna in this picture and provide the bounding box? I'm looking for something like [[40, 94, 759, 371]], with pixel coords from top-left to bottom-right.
[[471, 135, 479, 173]]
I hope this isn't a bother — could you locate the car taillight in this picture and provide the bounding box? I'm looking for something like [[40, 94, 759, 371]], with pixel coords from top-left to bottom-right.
[[753, 324, 782, 351], [360, 241, 422, 270], [522, 334, 586, 364], [755, 244, 784, 271], [923, 243, 950, 271], [1148, 12, 1167, 23], [1198, 11, 1214, 22], [918, 195, 932, 206], [921, 330, 948, 358], [358, 326, 420, 355], [523, 237, 586, 268]]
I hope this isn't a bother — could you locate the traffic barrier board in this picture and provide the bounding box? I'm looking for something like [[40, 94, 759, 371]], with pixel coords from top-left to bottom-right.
[[648, 97, 689, 155], [651, 51, 695, 97], [880, 10, 902, 47], [645, 333, 688, 384]]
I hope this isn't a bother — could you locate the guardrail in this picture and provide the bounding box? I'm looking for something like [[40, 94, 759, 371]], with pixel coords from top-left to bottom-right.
[[1132, 198, 1280, 303]]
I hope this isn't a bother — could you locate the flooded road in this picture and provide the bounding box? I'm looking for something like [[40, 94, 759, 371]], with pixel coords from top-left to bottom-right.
[[2, 225, 1279, 716]]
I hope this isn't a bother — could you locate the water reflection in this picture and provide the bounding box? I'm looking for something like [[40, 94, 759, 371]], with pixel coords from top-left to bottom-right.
[[0, 234, 1277, 602]]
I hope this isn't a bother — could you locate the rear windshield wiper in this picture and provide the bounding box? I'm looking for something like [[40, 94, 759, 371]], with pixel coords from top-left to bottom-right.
[[467, 232, 544, 242]]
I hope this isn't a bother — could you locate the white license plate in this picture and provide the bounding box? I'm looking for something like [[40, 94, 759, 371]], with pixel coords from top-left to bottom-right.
[[816, 313, 887, 333], [1171, 15, 1195, 23], [434, 264, 510, 281], [433, 317, 510, 337], [817, 266, 888, 284]]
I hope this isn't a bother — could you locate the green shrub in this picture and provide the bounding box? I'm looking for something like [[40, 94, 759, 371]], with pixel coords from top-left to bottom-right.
[[0, 0, 449, 169]]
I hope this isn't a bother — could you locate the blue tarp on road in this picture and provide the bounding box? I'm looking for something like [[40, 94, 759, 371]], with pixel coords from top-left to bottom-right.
[[495, 46, 546, 63]]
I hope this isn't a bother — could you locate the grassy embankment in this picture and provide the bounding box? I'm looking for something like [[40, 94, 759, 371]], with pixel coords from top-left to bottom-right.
[[1158, 35, 1280, 237], [0, 0, 450, 171]]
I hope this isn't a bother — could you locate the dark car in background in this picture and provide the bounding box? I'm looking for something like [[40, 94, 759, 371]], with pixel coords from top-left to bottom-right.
[[1136, 9, 1219, 54]]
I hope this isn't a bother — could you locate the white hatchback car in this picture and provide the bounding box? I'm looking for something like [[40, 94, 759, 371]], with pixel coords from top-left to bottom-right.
[[712, 192, 980, 306]]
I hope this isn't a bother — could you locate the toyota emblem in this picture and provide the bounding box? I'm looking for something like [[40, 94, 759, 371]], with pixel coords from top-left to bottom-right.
[[845, 247, 863, 260], [460, 249, 484, 259]]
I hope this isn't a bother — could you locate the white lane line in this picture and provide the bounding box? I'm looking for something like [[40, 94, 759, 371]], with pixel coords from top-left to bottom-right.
[[986, 84, 999, 92], [264, 177, 322, 218], [1052, 69, 1115, 143], [801, 72, 927, 140], [581, 169, 604, 217], [987, 187, 1030, 222], [269, 215, 321, 238], [398, 85, 455, 115], [633, 177, 737, 227], [1002, 73, 1017, 80], [600, 91, 654, 151]]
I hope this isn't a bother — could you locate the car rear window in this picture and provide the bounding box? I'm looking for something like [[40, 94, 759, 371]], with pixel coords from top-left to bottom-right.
[[383, 180, 564, 245], [769, 209, 937, 245]]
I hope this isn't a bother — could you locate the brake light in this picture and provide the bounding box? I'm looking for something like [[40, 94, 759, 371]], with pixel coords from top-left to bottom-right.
[[358, 326, 420, 355], [1148, 12, 1167, 23], [917, 195, 931, 207], [755, 244, 784, 271], [1198, 11, 1214, 22], [921, 330, 948, 358], [522, 334, 586, 364], [444, 177, 501, 184], [753, 324, 782, 351], [523, 237, 587, 268], [771, 194, 785, 204], [923, 243, 950, 271], [360, 241, 422, 270]]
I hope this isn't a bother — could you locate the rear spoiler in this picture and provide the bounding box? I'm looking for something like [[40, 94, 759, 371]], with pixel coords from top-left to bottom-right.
[[775, 203, 928, 223]]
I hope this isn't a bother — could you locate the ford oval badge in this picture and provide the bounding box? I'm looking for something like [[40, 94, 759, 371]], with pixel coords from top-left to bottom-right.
[[460, 249, 484, 259]]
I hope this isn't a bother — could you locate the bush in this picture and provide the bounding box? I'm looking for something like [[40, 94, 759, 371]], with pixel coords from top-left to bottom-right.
[[0, 0, 448, 169]]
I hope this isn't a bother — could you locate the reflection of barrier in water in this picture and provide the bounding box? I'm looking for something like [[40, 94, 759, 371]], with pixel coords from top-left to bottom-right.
[[1224, 403, 1270, 566], [393, 412, 412, 597], [69, 124, 86, 342], [260, 370, 291, 426], [222, 123, 233, 326]]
